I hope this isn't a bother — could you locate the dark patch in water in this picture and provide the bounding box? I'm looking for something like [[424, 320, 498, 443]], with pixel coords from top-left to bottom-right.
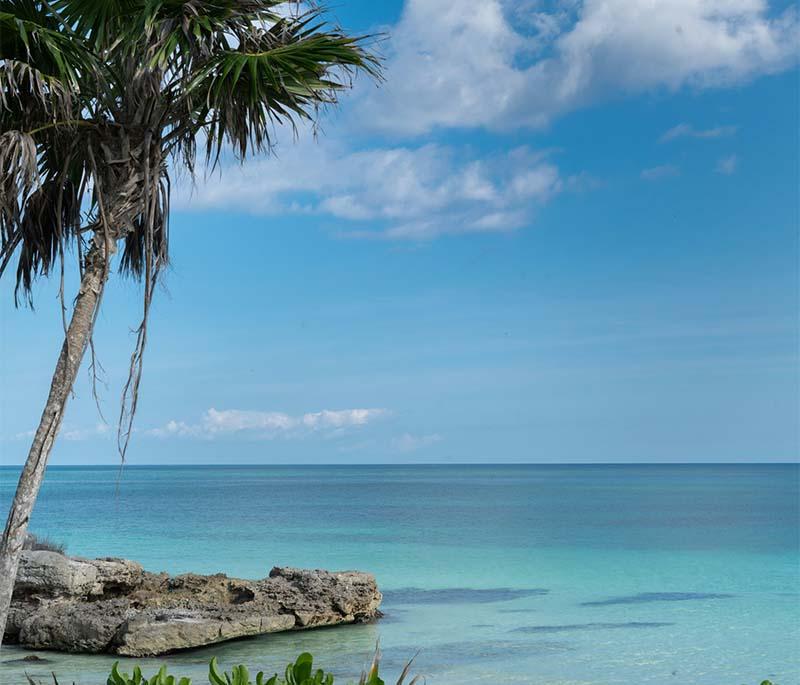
[[374, 610, 407, 624], [513, 621, 674, 633], [498, 608, 539, 613], [382, 588, 548, 605], [385, 638, 572, 669], [581, 592, 733, 607], [471, 624, 495, 628], [4, 655, 52, 665]]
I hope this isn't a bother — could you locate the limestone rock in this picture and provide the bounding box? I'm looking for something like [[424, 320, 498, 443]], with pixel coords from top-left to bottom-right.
[[15, 551, 97, 597], [7, 552, 382, 656], [113, 611, 295, 657], [87, 557, 145, 596], [18, 600, 128, 652]]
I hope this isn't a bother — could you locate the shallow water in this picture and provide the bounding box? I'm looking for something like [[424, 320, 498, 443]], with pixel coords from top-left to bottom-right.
[[1, 464, 798, 684]]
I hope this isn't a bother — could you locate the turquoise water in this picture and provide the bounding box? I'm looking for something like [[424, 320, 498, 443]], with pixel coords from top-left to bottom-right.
[[1, 464, 798, 684]]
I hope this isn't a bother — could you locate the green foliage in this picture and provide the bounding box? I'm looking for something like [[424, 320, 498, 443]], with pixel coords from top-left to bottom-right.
[[209, 657, 272, 685], [91, 650, 417, 685], [209, 653, 334, 685], [26, 656, 779, 685], [281, 653, 334, 685], [107, 662, 191, 685]]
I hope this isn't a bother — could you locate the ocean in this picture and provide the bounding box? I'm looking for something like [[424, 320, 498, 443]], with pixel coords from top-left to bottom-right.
[[1, 464, 798, 684]]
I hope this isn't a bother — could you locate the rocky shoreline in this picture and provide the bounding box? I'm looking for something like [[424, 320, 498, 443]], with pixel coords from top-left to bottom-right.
[[6, 551, 382, 656]]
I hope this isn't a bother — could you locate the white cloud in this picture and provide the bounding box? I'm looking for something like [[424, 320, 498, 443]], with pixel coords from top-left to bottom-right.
[[392, 432, 443, 453], [359, 1, 531, 134], [13, 423, 110, 442], [660, 123, 739, 142], [359, 0, 798, 135], [146, 407, 389, 440], [63, 422, 111, 441], [715, 154, 739, 174], [146, 419, 198, 438], [178, 142, 565, 240], [641, 164, 681, 181]]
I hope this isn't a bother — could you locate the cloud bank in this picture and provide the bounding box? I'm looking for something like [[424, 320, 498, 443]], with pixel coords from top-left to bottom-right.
[[178, 143, 564, 240], [363, 0, 798, 135], [176, 0, 797, 238]]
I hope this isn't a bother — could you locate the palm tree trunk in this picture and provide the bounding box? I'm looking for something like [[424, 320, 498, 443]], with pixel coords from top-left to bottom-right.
[[0, 235, 114, 648]]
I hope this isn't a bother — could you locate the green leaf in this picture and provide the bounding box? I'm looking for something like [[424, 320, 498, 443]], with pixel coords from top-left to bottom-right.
[[108, 662, 128, 685], [291, 653, 314, 684], [234, 665, 250, 685], [209, 658, 228, 685]]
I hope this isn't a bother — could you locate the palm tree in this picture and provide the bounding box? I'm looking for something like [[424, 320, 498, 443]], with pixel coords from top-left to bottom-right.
[[0, 0, 379, 645]]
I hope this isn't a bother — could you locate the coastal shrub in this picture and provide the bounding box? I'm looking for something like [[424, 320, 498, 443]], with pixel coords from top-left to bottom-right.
[[22, 662, 777, 685], [83, 651, 419, 685], [22, 534, 66, 555], [209, 651, 421, 685], [108, 663, 190, 685], [210, 654, 333, 685]]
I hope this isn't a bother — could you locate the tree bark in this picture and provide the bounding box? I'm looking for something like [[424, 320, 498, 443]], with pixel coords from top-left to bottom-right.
[[0, 235, 113, 648]]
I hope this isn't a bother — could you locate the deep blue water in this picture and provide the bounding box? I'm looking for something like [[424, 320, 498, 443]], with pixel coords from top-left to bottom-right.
[[1, 464, 798, 684]]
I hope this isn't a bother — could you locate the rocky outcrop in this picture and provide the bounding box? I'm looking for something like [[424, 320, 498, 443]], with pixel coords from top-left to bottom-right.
[[7, 551, 382, 656]]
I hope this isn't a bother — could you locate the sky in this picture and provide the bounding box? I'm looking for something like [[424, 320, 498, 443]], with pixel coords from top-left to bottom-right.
[[1, 0, 798, 465]]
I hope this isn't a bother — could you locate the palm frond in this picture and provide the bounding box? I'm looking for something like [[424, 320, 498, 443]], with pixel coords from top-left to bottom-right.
[[0, 0, 97, 111], [0, 130, 39, 285], [0, 58, 72, 119], [0, 125, 87, 304], [184, 9, 381, 165], [53, 0, 142, 51], [142, 0, 282, 67]]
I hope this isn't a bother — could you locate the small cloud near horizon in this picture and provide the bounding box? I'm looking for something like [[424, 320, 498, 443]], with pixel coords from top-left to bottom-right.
[[392, 432, 443, 453], [715, 155, 739, 175], [12, 422, 110, 442], [641, 164, 680, 181], [146, 407, 390, 440], [660, 123, 738, 143]]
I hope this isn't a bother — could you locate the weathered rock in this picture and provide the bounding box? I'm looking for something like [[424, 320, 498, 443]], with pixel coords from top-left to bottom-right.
[[113, 611, 296, 657], [88, 557, 145, 596], [17, 599, 128, 652], [8, 552, 382, 656], [16, 552, 98, 597]]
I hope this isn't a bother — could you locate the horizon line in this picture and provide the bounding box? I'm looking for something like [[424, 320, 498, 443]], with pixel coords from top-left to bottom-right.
[[1, 461, 798, 468]]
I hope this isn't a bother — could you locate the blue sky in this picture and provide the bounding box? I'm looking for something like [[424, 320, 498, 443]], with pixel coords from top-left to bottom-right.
[[1, 0, 798, 464]]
